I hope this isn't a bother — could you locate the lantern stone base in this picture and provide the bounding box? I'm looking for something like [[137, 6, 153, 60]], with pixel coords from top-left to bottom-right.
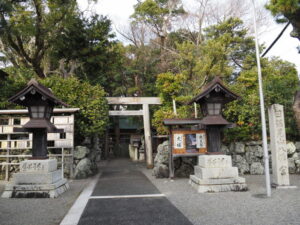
[[189, 155, 247, 193], [1, 159, 69, 198]]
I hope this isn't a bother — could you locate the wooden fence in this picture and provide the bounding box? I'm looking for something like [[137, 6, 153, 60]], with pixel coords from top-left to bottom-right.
[[0, 108, 79, 180]]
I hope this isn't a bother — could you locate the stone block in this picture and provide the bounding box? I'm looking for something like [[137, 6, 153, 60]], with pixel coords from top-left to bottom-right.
[[20, 159, 57, 173], [194, 166, 238, 179], [74, 146, 90, 160], [234, 142, 245, 153], [295, 142, 300, 152], [233, 155, 249, 175], [190, 175, 245, 185], [2, 178, 69, 198], [250, 162, 264, 175], [287, 142, 296, 155], [12, 170, 62, 184], [197, 155, 232, 168], [189, 179, 247, 193]]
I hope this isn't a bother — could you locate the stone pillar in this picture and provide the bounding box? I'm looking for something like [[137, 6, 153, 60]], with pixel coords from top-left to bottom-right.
[[143, 104, 153, 168], [268, 104, 290, 186], [32, 129, 48, 159]]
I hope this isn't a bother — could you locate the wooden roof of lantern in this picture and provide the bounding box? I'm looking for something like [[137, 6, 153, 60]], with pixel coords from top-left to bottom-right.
[[189, 77, 240, 105], [8, 79, 68, 107]]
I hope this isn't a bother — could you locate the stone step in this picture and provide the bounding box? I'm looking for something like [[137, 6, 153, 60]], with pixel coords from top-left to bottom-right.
[[2, 178, 69, 198], [194, 166, 238, 179], [190, 175, 245, 185], [12, 170, 62, 184], [189, 179, 248, 193]]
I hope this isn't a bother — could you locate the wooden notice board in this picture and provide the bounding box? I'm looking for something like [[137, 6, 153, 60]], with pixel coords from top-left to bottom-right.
[[172, 130, 207, 155]]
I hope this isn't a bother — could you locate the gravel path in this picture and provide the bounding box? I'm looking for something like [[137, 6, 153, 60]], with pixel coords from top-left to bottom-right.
[[141, 166, 300, 225], [1, 160, 300, 225], [0, 178, 92, 225]]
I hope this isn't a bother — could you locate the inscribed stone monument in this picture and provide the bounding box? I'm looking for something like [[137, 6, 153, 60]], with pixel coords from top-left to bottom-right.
[[268, 104, 290, 186]]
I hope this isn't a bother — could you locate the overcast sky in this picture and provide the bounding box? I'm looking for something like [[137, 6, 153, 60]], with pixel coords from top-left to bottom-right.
[[77, 0, 300, 74]]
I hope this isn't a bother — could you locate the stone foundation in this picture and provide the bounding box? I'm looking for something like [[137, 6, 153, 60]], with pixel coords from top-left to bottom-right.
[[2, 159, 69, 198], [189, 155, 247, 193]]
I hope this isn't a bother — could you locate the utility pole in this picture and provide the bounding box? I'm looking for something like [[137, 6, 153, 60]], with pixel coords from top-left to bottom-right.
[[251, 0, 271, 197]]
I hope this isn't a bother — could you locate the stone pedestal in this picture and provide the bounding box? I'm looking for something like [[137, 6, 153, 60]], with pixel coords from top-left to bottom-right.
[[189, 155, 247, 193], [2, 159, 69, 198]]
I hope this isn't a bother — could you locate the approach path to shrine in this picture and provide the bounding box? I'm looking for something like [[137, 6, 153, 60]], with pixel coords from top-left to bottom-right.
[[74, 159, 193, 225]]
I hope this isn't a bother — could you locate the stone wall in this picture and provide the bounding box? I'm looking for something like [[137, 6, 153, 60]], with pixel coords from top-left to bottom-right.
[[153, 140, 300, 178], [225, 141, 300, 175]]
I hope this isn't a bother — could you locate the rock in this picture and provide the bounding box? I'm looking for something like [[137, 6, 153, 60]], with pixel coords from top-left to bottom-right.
[[250, 162, 264, 175], [175, 162, 194, 177], [295, 159, 300, 168], [174, 157, 196, 178], [229, 143, 235, 153], [74, 146, 90, 160], [291, 152, 299, 160], [245, 141, 262, 146], [234, 142, 245, 153], [74, 158, 93, 179], [153, 141, 170, 178], [287, 142, 296, 155], [245, 145, 263, 163], [288, 158, 296, 174], [295, 142, 300, 152], [152, 164, 169, 178], [154, 141, 169, 165], [233, 155, 249, 175], [221, 144, 230, 154]]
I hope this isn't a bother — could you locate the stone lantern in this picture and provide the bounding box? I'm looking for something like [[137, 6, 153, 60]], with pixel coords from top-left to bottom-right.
[[8, 79, 68, 159], [188, 77, 247, 193], [2, 79, 69, 198], [189, 77, 240, 153]]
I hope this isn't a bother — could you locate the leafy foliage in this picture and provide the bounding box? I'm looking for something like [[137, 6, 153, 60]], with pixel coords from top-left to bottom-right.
[[266, 0, 300, 40], [153, 18, 299, 141], [0, 68, 108, 143], [224, 58, 299, 142], [41, 75, 109, 141]]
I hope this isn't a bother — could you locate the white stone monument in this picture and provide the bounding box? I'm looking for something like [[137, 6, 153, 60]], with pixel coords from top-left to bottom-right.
[[268, 104, 294, 188], [189, 155, 247, 193], [2, 159, 69, 198]]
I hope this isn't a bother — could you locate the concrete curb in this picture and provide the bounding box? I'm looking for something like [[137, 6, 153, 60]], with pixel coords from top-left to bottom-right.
[[59, 173, 100, 225]]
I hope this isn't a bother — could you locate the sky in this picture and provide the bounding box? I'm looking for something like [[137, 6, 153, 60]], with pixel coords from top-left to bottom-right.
[[77, 0, 300, 75]]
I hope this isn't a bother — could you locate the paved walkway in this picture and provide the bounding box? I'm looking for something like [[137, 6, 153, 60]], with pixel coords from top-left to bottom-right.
[[77, 159, 193, 225]]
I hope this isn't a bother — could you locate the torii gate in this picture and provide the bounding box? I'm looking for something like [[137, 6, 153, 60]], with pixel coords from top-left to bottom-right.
[[106, 97, 161, 168]]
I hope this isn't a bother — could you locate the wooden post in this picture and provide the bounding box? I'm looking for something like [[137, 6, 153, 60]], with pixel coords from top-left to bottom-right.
[[6, 133, 11, 181], [168, 128, 174, 178], [104, 128, 109, 159], [172, 99, 177, 115], [70, 114, 75, 178], [143, 104, 153, 168], [61, 148, 64, 179]]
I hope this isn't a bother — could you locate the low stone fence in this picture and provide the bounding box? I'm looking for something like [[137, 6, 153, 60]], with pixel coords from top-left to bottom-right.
[[225, 141, 300, 175], [153, 141, 300, 178]]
